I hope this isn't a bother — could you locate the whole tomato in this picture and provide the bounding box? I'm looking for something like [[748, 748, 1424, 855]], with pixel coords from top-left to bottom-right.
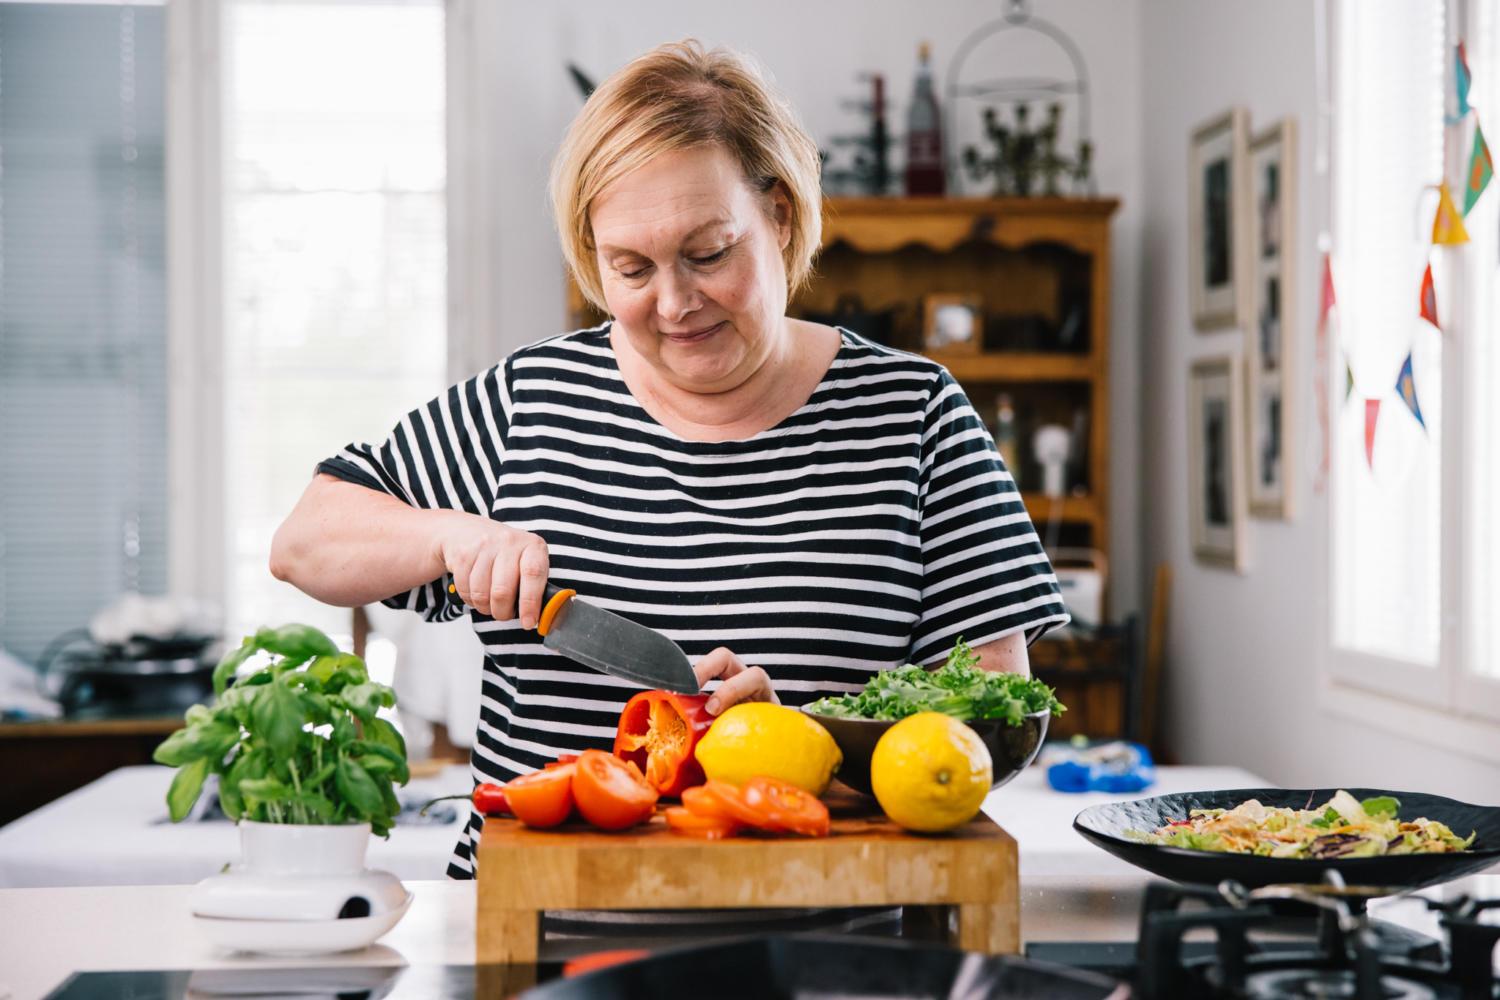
[[571, 750, 659, 830]]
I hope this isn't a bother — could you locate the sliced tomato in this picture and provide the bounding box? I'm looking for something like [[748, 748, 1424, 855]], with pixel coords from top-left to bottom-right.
[[742, 776, 831, 837], [696, 779, 780, 831], [504, 763, 576, 828], [544, 753, 580, 770], [680, 784, 735, 821], [663, 805, 741, 839], [613, 691, 713, 796], [571, 749, 659, 831]]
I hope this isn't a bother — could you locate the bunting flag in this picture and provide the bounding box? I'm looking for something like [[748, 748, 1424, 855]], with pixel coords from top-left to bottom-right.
[[1465, 121, 1494, 215], [1419, 263, 1440, 330], [1313, 252, 1338, 493], [1345, 358, 1355, 403], [1432, 181, 1471, 244], [1364, 398, 1381, 469], [1456, 41, 1473, 120], [1395, 353, 1426, 431]]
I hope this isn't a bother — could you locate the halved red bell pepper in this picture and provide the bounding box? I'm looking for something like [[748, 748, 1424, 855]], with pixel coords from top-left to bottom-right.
[[613, 690, 713, 797]]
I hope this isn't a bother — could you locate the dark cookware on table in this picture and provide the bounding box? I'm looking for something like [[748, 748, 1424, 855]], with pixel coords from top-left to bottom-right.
[[36, 627, 219, 718], [527, 933, 1126, 999], [1073, 786, 1500, 891], [805, 707, 1050, 797]]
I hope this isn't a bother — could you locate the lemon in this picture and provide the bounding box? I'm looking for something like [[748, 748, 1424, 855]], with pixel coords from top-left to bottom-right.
[[694, 703, 842, 796], [870, 712, 993, 832]]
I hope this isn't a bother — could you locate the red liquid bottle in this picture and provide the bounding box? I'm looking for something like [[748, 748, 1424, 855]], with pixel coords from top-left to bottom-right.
[[904, 42, 946, 196]]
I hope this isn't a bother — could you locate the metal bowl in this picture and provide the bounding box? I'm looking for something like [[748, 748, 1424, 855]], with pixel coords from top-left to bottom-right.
[[801, 707, 1051, 797]]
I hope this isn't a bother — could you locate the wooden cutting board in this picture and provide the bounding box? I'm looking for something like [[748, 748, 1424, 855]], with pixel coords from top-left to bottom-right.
[[475, 787, 1018, 965]]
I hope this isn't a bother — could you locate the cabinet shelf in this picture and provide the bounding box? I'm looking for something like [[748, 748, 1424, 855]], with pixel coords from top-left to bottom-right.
[[1020, 492, 1099, 527], [930, 352, 1097, 382]]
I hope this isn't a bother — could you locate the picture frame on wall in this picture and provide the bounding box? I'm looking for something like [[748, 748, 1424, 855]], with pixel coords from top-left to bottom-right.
[[921, 293, 984, 356], [1188, 355, 1247, 571], [1188, 108, 1251, 331], [1245, 117, 1297, 520]]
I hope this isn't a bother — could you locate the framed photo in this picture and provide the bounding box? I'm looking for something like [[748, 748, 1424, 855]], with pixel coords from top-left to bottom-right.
[[1188, 108, 1251, 331], [922, 294, 983, 356], [1246, 118, 1297, 520], [1188, 356, 1247, 571]]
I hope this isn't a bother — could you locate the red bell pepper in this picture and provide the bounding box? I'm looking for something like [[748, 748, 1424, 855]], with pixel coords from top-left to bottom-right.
[[613, 690, 713, 797]]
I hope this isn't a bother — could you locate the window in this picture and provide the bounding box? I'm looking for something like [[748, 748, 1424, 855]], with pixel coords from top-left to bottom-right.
[[219, 0, 448, 639], [0, 2, 168, 662], [1329, 0, 1500, 722]]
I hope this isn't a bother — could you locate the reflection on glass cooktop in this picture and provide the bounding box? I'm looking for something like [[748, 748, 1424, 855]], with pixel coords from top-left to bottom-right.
[[43, 962, 562, 1000]]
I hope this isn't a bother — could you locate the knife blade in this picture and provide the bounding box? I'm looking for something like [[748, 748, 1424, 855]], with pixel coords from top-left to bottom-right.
[[446, 580, 699, 693]]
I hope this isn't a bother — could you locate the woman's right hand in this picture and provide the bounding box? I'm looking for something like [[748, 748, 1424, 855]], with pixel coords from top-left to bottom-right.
[[434, 512, 550, 628]]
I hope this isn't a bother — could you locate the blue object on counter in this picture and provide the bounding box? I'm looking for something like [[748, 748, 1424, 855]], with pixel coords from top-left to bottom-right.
[[1046, 739, 1156, 793]]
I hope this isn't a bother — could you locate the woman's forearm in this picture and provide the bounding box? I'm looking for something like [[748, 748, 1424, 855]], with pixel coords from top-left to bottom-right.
[[269, 474, 458, 608]]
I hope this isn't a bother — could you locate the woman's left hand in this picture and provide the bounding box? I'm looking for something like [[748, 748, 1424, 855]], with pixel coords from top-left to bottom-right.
[[693, 647, 779, 716]]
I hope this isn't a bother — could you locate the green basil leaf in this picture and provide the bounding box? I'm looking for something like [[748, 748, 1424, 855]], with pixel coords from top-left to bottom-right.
[[166, 757, 211, 822], [212, 643, 256, 696], [153, 720, 241, 767], [251, 679, 306, 759], [350, 739, 408, 784], [239, 776, 293, 805], [362, 716, 408, 760], [254, 624, 340, 661], [339, 682, 395, 722], [335, 757, 385, 819], [331, 714, 356, 747]]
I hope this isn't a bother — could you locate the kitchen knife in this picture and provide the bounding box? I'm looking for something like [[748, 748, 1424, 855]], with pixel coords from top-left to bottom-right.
[[447, 580, 700, 693]]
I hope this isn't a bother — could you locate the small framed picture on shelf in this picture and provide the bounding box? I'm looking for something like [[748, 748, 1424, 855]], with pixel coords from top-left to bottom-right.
[[1246, 117, 1297, 520], [1188, 355, 1247, 572], [922, 294, 984, 355], [1188, 107, 1251, 331]]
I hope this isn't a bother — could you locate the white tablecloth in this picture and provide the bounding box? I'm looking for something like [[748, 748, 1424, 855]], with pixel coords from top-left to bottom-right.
[[0, 761, 1266, 889], [0, 764, 473, 888]]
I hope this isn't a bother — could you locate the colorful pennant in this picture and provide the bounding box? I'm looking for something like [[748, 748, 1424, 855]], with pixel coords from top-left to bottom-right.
[[1433, 182, 1471, 244], [1395, 353, 1426, 431], [1314, 252, 1338, 494], [1345, 357, 1355, 404], [1364, 399, 1381, 468], [1419, 263, 1439, 330], [1465, 122, 1494, 215], [1455, 42, 1473, 120]]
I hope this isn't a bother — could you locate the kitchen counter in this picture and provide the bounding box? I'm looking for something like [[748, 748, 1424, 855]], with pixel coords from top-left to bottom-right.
[[5, 872, 1498, 999], [10, 764, 1492, 998]]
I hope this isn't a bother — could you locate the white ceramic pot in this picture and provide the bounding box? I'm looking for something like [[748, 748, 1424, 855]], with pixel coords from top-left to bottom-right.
[[237, 819, 371, 876], [190, 820, 412, 955]]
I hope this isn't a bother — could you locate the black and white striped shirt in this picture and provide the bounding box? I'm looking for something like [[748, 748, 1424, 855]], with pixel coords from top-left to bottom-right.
[[319, 325, 1068, 878]]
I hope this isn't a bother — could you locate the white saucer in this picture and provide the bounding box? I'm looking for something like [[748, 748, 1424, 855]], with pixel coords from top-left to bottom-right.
[[192, 892, 412, 955]]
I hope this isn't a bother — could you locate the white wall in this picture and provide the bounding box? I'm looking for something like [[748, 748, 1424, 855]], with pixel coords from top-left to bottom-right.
[[468, 0, 1147, 618], [1140, 0, 1500, 795]]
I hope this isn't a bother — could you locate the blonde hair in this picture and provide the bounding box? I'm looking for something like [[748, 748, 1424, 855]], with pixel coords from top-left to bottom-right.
[[549, 40, 823, 313]]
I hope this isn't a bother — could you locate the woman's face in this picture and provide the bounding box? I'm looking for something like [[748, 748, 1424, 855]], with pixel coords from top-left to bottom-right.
[[590, 145, 792, 395]]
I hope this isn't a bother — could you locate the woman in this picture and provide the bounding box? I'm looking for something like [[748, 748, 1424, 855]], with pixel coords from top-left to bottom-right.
[[270, 40, 1068, 881]]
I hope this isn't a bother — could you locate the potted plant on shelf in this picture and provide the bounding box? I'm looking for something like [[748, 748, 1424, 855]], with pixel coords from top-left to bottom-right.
[[153, 624, 414, 953]]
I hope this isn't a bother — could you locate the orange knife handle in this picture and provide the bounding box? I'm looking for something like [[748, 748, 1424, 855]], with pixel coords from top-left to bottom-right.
[[537, 585, 576, 636]]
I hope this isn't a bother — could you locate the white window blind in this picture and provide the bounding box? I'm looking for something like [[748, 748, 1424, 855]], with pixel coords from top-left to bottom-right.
[[0, 2, 168, 663], [220, 0, 447, 640]]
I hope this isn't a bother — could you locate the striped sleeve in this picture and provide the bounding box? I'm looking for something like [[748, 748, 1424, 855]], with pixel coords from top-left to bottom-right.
[[909, 370, 1069, 665], [315, 360, 514, 621]]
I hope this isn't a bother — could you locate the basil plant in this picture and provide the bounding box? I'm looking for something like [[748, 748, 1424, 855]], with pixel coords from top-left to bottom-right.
[[154, 624, 409, 837]]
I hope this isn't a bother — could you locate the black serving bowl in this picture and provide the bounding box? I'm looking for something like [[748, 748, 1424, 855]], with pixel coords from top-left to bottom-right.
[[801, 708, 1051, 797]]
